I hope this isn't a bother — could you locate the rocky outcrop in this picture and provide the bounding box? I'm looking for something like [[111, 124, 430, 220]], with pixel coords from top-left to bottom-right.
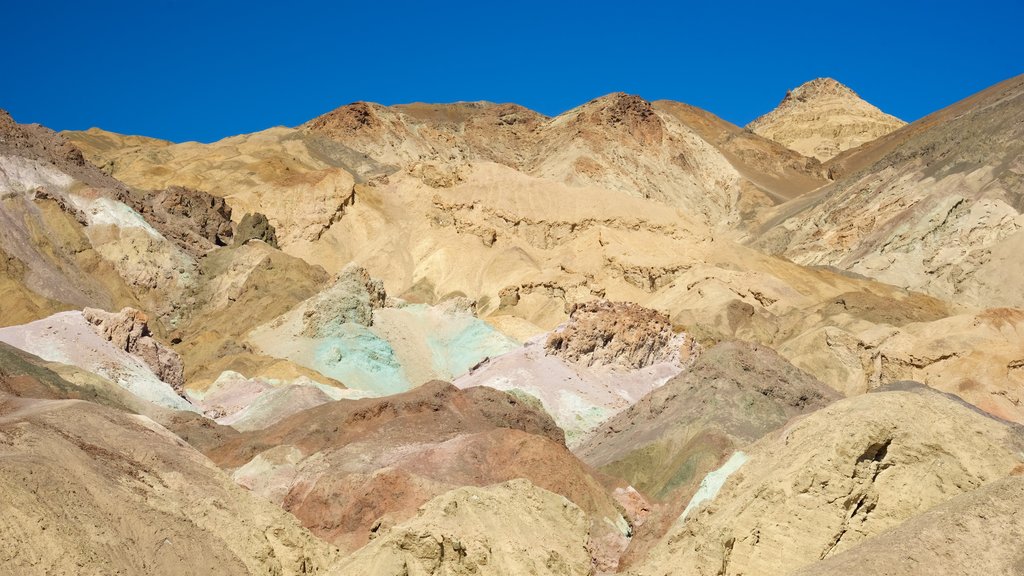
[[82, 307, 184, 392], [747, 78, 905, 161], [234, 212, 279, 247], [126, 185, 233, 256], [545, 301, 684, 369], [300, 264, 387, 335], [632, 385, 1024, 576], [335, 480, 593, 576]]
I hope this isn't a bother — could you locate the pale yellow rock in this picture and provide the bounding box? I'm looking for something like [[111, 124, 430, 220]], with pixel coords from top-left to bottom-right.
[[332, 479, 593, 576], [748, 78, 905, 161], [631, 387, 1024, 576]]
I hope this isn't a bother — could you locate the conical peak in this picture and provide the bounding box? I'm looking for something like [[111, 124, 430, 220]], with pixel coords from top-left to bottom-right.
[[782, 78, 860, 105]]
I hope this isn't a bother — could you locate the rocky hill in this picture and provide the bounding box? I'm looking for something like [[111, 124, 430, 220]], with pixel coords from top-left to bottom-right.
[[3, 73, 1024, 574], [747, 78, 906, 161]]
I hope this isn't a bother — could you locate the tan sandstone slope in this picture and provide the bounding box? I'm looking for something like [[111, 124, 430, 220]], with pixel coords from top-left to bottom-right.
[[747, 78, 905, 161], [0, 378, 338, 575], [334, 479, 594, 576], [631, 383, 1024, 576], [793, 475, 1024, 576]]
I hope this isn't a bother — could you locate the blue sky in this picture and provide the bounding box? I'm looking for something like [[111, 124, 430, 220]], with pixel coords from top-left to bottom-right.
[[4, 0, 1022, 142]]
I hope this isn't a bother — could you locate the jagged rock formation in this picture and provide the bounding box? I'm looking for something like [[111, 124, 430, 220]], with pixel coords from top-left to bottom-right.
[[335, 480, 593, 576], [631, 384, 1024, 576], [545, 301, 683, 369], [0, 110, 198, 327], [0, 311, 193, 411], [456, 309, 698, 445], [301, 264, 387, 334], [747, 78, 905, 161], [234, 211, 279, 247], [451, 301, 700, 445], [131, 185, 233, 255], [577, 341, 840, 566], [83, 307, 185, 392], [249, 265, 517, 395]]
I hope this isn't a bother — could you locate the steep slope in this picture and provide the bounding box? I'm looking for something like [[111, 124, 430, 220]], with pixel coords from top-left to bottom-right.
[[793, 475, 1024, 576], [0, 110, 200, 328], [335, 480, 593, 576], [0, 310, 192, 411], [577, 341, 839, 565], [652, 100, 829, 207], [747, 78, 905, 161], [758, 73, 1024, 310], [631, 384, 1024, 576], [0, 391, 339, 575]]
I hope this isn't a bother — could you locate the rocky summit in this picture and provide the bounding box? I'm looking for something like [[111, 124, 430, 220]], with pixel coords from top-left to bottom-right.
[[3, 69, 1024, 576]]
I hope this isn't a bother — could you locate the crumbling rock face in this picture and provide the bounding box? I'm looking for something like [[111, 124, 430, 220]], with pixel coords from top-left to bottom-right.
[[82, 307, 184, 392], [126, 185, 233, 256], [573, 93, 665, 147], [234, 212, 279, 248], [545, 301, 682, 369], [300, 264, 387, 336]]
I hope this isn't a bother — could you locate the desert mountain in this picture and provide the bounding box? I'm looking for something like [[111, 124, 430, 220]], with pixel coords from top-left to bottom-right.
[[758, 73, 1024, 311], [747, 78, 906, 161], [3, 73, 1024, 574]]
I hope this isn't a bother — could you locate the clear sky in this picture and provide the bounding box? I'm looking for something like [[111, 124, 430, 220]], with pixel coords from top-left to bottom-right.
[[5, 0, 1022, 143]]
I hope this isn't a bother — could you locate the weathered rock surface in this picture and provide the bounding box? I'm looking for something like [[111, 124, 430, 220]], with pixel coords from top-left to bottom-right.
[[793, 474, 1024, 576], [577, 341, 839, 566], [234, 211, 279, 247], [334, 479, 593, 576], [455, 324, 696, 446], [301, 264, 387, 334], [0, 390, 339, 575], [0, 312, 193, 411], [83, 306, 185, 392], [757, 74, 1024, 310], [130, 185, 233, 256], [747, 78, 905, 161], [545, 301, 683, 370], [204, 381, 628, 570], [632, 384, 1024, 576]]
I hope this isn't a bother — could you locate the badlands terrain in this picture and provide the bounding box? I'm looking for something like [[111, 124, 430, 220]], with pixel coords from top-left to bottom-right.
[[1, 74, 1023, 575]]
